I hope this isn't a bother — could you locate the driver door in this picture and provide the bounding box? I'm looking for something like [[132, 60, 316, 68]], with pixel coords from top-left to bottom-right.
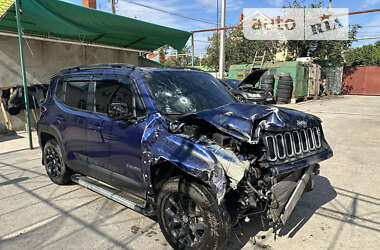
[[108, 80, 148, 199]]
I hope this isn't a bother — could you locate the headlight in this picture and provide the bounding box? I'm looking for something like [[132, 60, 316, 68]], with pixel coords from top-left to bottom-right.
[[213, 162, 225, 179], [211, 163, 226, 204]]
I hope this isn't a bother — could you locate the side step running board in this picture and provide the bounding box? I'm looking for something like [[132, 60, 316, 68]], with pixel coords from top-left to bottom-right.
[[71, 174, 146, 214]]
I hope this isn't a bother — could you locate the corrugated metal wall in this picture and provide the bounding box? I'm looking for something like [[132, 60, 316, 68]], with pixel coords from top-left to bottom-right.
[[342, 66, 380, 95], [322, 66, 344, 95]]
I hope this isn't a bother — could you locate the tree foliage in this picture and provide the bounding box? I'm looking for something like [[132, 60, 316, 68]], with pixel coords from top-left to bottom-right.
[[345, 41, 380, 66], [205, 30, 281, 70], [204, 0, 361, 69], [282, 0, 359, 64]]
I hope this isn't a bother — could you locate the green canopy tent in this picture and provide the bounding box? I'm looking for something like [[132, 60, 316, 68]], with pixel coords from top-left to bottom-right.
[[0, 0, 192, 149], [0, 0, 191, 50]]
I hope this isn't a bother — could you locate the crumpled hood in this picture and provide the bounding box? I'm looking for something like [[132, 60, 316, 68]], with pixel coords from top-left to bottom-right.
[[181, 103, 322, 144]]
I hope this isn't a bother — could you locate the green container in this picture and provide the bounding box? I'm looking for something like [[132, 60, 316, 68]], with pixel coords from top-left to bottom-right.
[[228, 62, 309, 98], [270, 61, 308, 98], [228, 64, 254, 80]]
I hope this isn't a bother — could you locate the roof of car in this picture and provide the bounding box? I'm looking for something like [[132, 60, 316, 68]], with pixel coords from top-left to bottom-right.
[[58, 63, 206, 76]]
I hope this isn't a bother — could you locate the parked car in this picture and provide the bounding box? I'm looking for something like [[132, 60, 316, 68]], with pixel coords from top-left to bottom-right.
[[38, 64, 333, 250], [220, 69, 274, 105]]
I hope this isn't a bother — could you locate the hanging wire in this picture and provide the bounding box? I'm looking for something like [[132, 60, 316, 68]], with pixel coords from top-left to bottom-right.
[[121, 0, 217, 25]]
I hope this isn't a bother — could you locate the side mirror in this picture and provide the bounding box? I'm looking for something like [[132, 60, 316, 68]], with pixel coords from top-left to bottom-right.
[[107, 103, 132, 121]]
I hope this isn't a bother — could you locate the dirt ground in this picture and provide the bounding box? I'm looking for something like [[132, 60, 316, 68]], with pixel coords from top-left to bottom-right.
[[0, 95, 379, 250]]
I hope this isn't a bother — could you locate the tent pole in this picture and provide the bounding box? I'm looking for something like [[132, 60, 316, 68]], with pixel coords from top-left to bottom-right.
[[191, 33, 194, 67], [15, 0, 33, 150]]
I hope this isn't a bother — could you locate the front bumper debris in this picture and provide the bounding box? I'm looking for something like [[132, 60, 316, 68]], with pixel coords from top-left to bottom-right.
[[280, 165, 313, 225]]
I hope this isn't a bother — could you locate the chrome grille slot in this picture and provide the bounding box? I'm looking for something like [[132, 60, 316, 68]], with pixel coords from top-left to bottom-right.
[[292, 131, 302, 155], [266, 135, 277, 161], [284, 132, 294, 157], [307, 128, 315, 150], [275, 134, 286, 159], [314, 127, 321, 148], [300, 130, 309, 152]]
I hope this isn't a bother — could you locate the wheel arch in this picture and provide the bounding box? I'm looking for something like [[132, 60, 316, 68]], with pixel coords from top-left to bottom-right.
[[38, 125, 65, 165], [149, 159, 212, 198]]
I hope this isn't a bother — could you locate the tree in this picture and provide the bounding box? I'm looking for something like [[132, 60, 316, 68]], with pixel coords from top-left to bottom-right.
[[204, 0, 360, 69], [282, 1, 359, 64], [205, 30, 281, 70], [345, 41, 380, 66]]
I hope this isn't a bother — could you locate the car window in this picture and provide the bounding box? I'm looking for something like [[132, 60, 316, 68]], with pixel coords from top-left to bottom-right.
[[95, 80, 120, 114], [64, 81, 90, 111], [55, 79, 65, 103], [95, 80, 146, 117]]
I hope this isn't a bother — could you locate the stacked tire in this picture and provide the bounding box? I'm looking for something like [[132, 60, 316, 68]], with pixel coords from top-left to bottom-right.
[[276, 72, 293, 104], [260, 74, 275, 93]]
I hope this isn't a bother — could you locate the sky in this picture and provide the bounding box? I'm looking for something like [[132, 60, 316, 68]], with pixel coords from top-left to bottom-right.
[[64, 0, 380, 53]]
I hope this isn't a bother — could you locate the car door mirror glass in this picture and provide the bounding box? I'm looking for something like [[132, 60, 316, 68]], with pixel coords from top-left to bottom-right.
[[108, 103, 132, 121]]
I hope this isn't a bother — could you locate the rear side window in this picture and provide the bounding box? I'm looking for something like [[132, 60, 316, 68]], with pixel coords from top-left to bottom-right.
[[64, 81, 90, 111], [55, 79, 65, 102]]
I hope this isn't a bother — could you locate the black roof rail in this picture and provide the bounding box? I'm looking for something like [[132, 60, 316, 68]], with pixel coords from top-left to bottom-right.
[[169, 67, 204, 72], [59, 63, 136, 74]]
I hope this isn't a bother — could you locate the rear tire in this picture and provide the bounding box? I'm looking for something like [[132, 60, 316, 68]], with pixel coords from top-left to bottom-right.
[[277, 84, 293, 91], [277, 80, 293, 87], [277, 97, 291, 104], [43, 139, 71, 185], [261, 79, 274, 84], [157, 177, 229, 250]]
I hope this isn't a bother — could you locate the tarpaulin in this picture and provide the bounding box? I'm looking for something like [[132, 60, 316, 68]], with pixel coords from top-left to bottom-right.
[[0, 0, 191, 51]]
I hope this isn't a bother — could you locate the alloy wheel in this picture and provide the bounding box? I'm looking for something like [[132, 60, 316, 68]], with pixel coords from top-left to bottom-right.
[[45, 145, 62, 177], [163, 193, 207, 248]]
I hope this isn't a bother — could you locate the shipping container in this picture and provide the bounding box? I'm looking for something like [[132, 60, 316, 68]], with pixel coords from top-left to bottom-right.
[[228, 61, 309, 99]]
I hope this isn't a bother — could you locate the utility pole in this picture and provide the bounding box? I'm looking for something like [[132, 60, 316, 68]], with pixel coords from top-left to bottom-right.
[[191, 33, 195, 67], [111, 0, 116, 14], [15, 0, 33, 149], [218, 0, 226, 79], [329, 0, 332, 8]]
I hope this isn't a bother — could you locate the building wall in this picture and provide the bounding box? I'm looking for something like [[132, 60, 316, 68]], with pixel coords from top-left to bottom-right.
[[342, 66, 380, 95], [0, 34, 141, 133], [0, 34, 140, 87]]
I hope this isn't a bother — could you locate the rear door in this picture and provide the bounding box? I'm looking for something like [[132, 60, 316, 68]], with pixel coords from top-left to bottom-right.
[[85, 77, 120, 170], [55, 77, 91, 171]]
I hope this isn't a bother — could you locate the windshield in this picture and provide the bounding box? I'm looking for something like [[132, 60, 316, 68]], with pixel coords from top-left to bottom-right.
[[144, 71, 236, 115]]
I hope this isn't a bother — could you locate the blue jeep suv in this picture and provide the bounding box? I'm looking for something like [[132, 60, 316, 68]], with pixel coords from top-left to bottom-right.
[[37, 64, 333, 250]]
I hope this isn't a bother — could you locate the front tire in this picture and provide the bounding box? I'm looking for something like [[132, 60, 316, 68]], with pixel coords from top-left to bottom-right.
[[43, 139, 71, 185], [157, 177, 228, 250]]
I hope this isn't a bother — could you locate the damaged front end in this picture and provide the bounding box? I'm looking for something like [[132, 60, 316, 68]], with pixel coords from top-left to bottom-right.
[[163, 103, 333, 228]]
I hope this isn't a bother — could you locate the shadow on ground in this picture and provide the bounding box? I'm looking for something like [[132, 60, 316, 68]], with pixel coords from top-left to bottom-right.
[[0, 134, 23, 143], [225, 175, 337, 249]]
